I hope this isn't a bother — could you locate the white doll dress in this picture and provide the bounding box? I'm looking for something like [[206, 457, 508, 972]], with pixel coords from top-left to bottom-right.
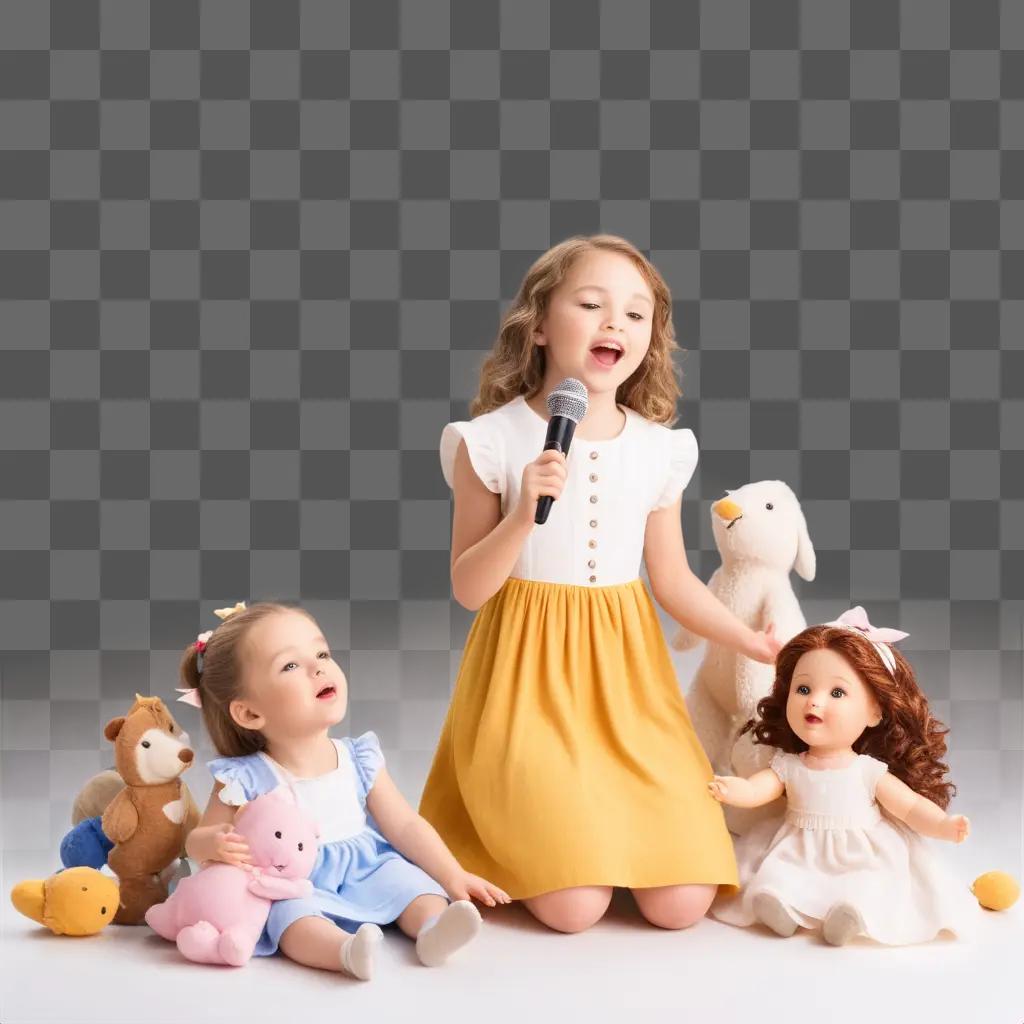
[[711, 752, 979, 944]]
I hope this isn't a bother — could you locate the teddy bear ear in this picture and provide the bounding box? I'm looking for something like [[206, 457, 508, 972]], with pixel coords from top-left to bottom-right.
[[103, 717, 125, 742]]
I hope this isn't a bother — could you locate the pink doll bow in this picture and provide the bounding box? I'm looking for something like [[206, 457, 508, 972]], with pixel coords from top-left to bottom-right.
[[176, 630, 213, 708], [823, 606, 909, 676]]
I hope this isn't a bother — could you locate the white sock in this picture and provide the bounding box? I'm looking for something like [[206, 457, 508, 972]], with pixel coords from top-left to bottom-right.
[[415, 900, 482, 967], [339, 923, 383, 980]]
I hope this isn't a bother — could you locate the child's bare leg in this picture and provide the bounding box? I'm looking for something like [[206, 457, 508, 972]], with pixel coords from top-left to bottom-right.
[[631, 883, 716, 930], [278, 915, 382, 980], [523, 885, 613, 933], [279, 915, 349, 970], [396, 894, 448, 938], [400, 894, 482, 967]]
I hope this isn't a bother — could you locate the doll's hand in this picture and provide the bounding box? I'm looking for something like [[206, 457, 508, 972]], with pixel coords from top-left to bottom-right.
[[211, 824, 252, 868], [708, 776, 737, 803], [945, 814, 970, 844], [513, 450, 567, 525], [746, 623, 782, 665], [443, 871, 512, 908]]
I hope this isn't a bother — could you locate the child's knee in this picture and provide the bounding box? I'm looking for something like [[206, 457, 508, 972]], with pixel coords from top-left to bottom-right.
[[525, 887, 612, 934], [635, 884, 716, 930]]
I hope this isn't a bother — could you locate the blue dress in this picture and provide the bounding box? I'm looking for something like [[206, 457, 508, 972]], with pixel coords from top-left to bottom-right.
[[207, 732, 449, 955]]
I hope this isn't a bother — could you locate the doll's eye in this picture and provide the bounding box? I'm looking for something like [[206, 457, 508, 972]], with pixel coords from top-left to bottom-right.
[[275, 831, 282, 839], [766, 503, 774, 510], [298, 842, 304, 851], [141, 740, 151, 748], [831, 687, 846, 699], [796, 684, 810, 695]]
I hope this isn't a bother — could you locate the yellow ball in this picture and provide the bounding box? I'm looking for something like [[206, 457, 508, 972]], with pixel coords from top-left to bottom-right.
[[971, 870, 1020, 911]]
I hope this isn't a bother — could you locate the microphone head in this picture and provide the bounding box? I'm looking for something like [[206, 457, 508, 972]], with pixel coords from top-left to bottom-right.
[[546, 378, 589, 423]]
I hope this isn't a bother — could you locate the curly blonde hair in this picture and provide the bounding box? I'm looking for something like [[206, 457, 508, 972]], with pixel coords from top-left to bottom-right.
[[470, 234, 684, 424]]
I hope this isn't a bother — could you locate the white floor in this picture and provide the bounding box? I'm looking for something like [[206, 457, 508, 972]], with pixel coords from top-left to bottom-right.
[[2, 857, 1022, 1024]]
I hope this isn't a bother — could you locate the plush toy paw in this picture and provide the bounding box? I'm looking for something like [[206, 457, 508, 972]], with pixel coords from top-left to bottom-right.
[[60, 816, 114, 871], [177, 921, 225, 964]]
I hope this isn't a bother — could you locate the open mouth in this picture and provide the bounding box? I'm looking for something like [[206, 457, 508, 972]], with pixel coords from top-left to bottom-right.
[[589, 340, 624, 368], [316, 685, 336, 700], [805, 713, 822, 725], [273, 864, 286, 873]]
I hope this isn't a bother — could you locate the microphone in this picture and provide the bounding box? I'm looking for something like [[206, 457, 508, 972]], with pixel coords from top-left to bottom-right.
[[535, 377, 589, 525]]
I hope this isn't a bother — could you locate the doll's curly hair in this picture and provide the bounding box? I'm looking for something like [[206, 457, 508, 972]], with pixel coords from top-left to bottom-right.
[[742, 624, 956, 809], [471, 234, 683, 424]]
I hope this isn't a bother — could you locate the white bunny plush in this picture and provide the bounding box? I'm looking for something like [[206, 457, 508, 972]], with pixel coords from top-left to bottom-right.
[[673, 480, 816, 833]]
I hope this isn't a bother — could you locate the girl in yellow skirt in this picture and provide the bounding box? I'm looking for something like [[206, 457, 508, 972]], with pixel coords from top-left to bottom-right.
[[419, 235, 782, 933]]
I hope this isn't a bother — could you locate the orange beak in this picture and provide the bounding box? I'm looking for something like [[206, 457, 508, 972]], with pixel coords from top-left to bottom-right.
[[712, 498, 743, 523]]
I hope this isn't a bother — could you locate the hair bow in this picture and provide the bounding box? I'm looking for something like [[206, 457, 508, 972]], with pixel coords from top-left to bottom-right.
[[822, 606, 908, 676], [176, 603, 247, 709], [176, 630, 214, 708]]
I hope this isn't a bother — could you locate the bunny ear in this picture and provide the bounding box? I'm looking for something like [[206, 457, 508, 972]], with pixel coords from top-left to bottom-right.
[[792, 504, 816, 582]]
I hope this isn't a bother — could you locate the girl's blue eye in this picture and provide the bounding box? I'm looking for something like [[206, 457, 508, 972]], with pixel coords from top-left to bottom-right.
[[796, 684, 810, 695], [282, 652, 331, 672], [831, 687, 845, 699]]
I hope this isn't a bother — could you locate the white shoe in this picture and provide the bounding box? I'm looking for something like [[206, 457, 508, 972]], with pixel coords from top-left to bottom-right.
[[752, 892, 799, 937], [823, 903, 864, 946], [416, 900, 482, 967]]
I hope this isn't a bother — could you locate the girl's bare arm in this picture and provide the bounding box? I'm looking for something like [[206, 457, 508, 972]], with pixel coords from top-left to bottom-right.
[[184, 782, 252, 866], [644, 498, 780, 664], [449, 440, 566, 611], [366, 768, 509, 905]]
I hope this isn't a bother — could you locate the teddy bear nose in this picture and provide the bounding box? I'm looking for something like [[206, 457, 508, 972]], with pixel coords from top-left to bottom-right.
[[178, 749, 194, 764], [712, 498, 743, 522]]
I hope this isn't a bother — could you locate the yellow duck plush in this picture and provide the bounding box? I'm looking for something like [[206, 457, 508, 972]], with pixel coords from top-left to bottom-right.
[[10, 866, 120, 936]]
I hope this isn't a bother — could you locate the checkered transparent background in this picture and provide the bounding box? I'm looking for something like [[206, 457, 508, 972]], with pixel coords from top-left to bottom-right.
[[0, 0, 1020, 879]]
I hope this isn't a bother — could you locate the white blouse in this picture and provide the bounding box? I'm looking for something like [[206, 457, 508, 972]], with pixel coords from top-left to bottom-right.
[[258, 739, 367, 845], [440, 395, 699, 587]]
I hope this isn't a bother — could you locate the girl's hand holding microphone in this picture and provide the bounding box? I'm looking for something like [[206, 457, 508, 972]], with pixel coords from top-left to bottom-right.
[[512, 450, 567, 526]]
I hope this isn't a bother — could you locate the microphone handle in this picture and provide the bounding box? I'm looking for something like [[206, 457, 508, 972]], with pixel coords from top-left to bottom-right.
[[534, 416, 577, 525]]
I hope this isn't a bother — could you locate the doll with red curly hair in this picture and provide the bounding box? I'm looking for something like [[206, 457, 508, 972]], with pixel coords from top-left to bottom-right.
[[708, 607, 979, 945]]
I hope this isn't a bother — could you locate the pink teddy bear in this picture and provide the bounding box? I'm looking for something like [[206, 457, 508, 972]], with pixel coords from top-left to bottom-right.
[[145, 786, 318, 966]]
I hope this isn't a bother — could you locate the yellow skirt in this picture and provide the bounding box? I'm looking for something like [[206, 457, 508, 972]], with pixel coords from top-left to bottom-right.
[[419, 577, 739, 900]]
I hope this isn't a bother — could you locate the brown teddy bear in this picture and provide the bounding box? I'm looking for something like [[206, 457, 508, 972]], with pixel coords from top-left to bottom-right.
[[102, 695, 200, 924]]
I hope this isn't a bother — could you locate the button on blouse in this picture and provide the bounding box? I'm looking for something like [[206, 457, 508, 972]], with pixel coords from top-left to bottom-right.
[[439, 395, 699, 587]]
